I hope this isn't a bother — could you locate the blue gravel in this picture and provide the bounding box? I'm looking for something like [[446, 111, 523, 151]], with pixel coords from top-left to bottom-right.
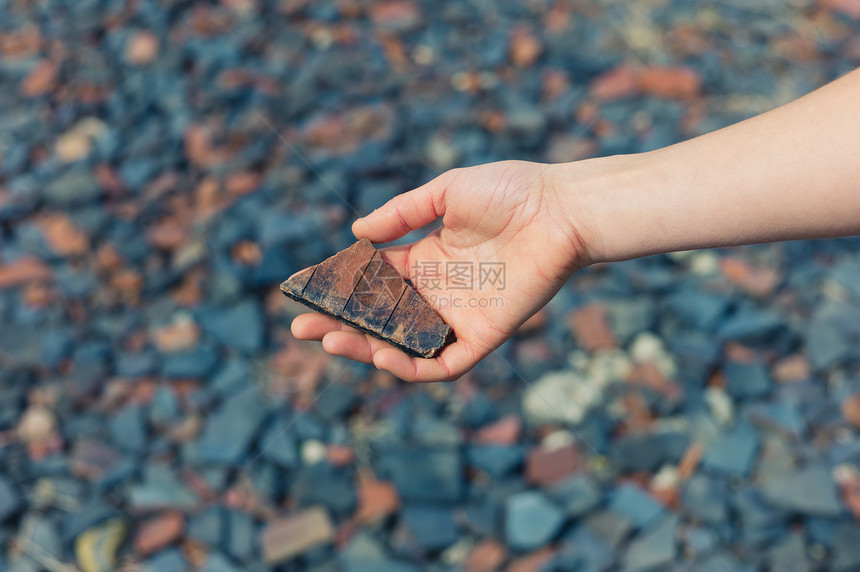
[[2, 0, 860, 569]]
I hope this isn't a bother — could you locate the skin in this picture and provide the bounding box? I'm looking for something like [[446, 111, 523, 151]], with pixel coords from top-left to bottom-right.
[[292, 67, 860, 382]]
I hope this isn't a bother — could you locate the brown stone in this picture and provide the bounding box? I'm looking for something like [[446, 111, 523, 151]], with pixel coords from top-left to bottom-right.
[[38, 214, 90, 257], [356, 474, 400, 524], [773, 354, 811, 383], [281, 238, 452, 358], [474, 415, 521, 446], [134, 511, 185, 556], [464, 538, 507, 572], [126, 31, 159, 65], [369, 0, 421, 31], [568, 304, 616, 352], [525, 443, 582, 486], [507, 547, 555, 572], [261, 506, 334, 564], [509, 26, 542, 68], [326, 444, 355, 467], [0, 258, 51, 289], [843, 393, 860, 429], [638, 66, 701, 99], [720, 257, 780, 297], [590, 64, 639, 100], [21, 60, 58, 97], [153, 319, 200, 352]]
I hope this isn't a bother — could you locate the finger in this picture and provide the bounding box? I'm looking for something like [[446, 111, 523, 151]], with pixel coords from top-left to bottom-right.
[[372, 342, 477, 383], [377, 244, 412, 277], [352, 170, 455, 243], [321, 330, 391, 364], [291, 312, 357, 341]]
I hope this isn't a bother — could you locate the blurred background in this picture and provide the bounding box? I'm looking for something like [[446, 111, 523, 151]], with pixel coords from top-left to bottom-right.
[[2, 0, 860, 570]]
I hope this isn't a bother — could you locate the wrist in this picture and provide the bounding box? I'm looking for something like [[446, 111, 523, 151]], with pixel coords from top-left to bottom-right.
[[550, 152, 662, 265]]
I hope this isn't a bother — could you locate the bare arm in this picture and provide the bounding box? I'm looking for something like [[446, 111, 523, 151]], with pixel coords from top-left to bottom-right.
[[572, 68, 860, 263]]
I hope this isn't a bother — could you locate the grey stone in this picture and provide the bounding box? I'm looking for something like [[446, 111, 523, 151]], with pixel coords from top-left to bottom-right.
[[547, 475, 602, 518], [43, 169, 101, 206], [608, 484, 665, 530], [128, 463, 198, 512], [109, 405, 146, 453], [767, 532, 810, 572], [702, 421, 759, 477], [725, 361, 772, 400], [198, 299, 265, 353], [380, 447, 463, 503], [505, 491, 565, 551], [401, 505, 459, 551], [585, 510, 634, 549], [761, 464, 842, 517], [467, 445, 525, 478], [622, 514, 679, 572], [190, 387, 266, 465], [682, 475, 728, 524], [142, 548, 187, 572], [834, 523, 860, 572]]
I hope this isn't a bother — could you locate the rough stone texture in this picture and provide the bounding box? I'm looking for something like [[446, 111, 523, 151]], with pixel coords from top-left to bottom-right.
[[281, 238, 451, 358]]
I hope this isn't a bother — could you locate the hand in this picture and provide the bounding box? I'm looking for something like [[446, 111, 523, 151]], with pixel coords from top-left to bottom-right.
[[290, 160, 596, 382]]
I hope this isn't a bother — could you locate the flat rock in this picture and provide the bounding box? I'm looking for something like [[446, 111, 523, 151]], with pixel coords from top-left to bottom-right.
[[525, 443, 582, 486], [609, 484, 666, 530], [682, 475, 728, 524], [281, 238, 451, 358], [725, 360, 772, 400], [261, 506, 334, 564], [702, 421, 759, 477], [621, 514, 679, 571], [401, 505, 459, 551], [197, 299, 264, 353], [189, 386, 265, 465], [134, 511, 185, 556], [760, 464, 842, 517], [547, 475, 602, 517], [380, 447, 463, 503], [505, 491, 565, 551]]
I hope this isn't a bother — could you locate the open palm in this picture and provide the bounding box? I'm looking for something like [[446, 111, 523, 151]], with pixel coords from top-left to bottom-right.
[[291, 160, 592, 382]]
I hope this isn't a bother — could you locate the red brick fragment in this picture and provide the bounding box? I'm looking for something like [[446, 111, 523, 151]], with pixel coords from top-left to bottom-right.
[[465, 538, 507, 572], [510, 26, 542, 68], [21, 60, 58, 97], [638, 66, 701, 99], [356, 473, 400, 524], [843, 393, 860, 429], [281, 239, 451, 358], [568, 304, 616, 352], [474, 415, 522, 446], [590, 64, 639, 100], [0, 258, 51, 289], [134, 511, 185, 556], [525, 443, 582, 486]]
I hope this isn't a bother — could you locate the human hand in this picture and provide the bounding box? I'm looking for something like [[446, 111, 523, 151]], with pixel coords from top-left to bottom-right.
[[291, 160, 599, 382]]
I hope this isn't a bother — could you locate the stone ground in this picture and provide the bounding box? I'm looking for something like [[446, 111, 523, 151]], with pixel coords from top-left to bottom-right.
[[2, 0, 860, 571]]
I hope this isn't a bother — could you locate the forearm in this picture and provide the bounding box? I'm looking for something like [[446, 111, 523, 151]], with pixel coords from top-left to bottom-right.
[[567, 67, 860, 263]]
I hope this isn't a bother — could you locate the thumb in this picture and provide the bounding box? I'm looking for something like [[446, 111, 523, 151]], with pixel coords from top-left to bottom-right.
[[352, 170, 453, 243]]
